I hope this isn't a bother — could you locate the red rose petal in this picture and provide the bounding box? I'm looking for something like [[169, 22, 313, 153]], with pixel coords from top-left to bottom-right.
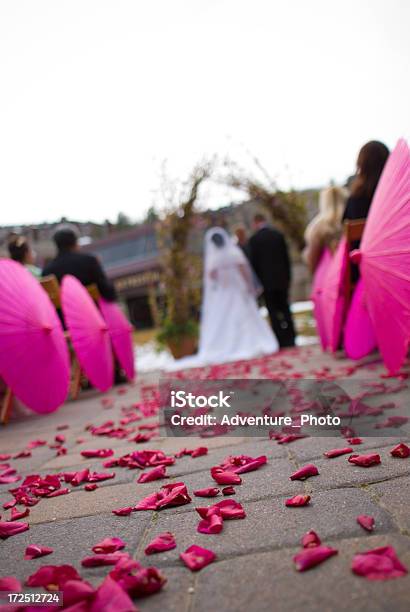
[[197, 509, 224, 535], [347, 437, 363, 445], [0, 520, 29, 539], [24, 544, 54, 560], [294, 545, 338, 571], [180, 544, 216, 571], [222, 486, 236, 495], [85, 483, 98, 491], [218, 454, 267, 474], [145, 532, 176, 555], [290, 464, 319, 480], [390, 443, 410, 458], [352, 546, 408, 580], [357, 515, 375, 532], [112, 507, 134, 516], [135, 482, 191, 511], [10, 506, 30, 521], [197, 499, 246, 520], [285, 494, 311, 507], [61, 578, 95, 608], [0, 576, 22, 591], [109, 556, 166, 597], [324, 447, 353, 458], [92, 537, 126, 554], [194, 487, 220, 498], [91, 575, 138, 611], [81, 449, 114, 458], [137, 465, 168, 483], [302, 530, 321, 548], [348, 453, 381, 467], [81, 552, 129, 567], [26, 565, 81, 590], [210, 467, 242, 485]]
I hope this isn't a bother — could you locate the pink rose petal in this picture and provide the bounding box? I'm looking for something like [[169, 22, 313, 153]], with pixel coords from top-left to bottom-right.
[[85, 483, 98, 492], [92, 537, 126, 554], [25, 544, 54, 560], [302, 530, 321, 548], [81, 449, 114, 458], [347, 437, 363, 445], [109, 557, 166, 597], [194, 487, 220, 498], [352, 546, 408, 580], [390, 443, 410, 458], [285, 494, 311, 507], [145, 532, 176, 555], [81, 553, 129, 567], [290, 464, 319, 480], [10, 506, 30, 521], [324, 447, 353, 458], [348, 453, 381, 467], [90, 575, 138, 611], [357, 515, 375, 532], [137, 465, 168, 483], [210, 468, 242, 485], [112, 507, 134, 516], [26, 565, 81, 590], [0, 576, 22, 591], [180, 544, 216, 571], [0, 520, 29, 539], [222, 486, 235, 495], [197, 509, 224, 535], [294, 545, 338, 571]]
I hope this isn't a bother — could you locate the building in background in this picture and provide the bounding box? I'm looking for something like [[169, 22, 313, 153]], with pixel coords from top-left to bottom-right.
[[0, 195, 317, 328]]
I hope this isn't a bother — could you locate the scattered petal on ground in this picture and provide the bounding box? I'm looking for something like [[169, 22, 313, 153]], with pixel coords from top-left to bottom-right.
[[24, 544, 54, 560], [351, 546, 408, 580], [285, 494, 311, 507], [290, 464, 319, 480], [357, 515, 375, 532], [390, 443, 410, 458], [348, 453, 381, 467], [92, 537, 126, 554], [180, 544, 216, 571], [294, 545, 338, 571], [145, 532, 176, 555], [302, 531, 321, 548]]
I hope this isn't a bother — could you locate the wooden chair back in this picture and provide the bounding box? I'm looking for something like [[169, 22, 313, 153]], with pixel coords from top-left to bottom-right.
[[344, 219, 366, 298], [86, 283, 101, 301], [40, 274, 61, 308]]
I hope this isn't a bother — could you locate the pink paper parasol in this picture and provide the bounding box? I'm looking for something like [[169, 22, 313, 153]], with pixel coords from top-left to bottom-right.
[[0, 259, 70, 413], [99, 299, 135, 380], [353, 139, 410, 373], [311, 247, 332, 350], [61, 275, 114, 392], [321, 237, 349, 353], [344, 279, 377, 360]]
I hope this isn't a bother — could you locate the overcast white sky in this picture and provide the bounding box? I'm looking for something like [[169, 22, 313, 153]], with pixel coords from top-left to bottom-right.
[[0, 0, 409, 226]]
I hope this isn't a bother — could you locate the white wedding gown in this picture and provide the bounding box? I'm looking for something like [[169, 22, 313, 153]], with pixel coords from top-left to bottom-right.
[[167, 227, 279, 370]]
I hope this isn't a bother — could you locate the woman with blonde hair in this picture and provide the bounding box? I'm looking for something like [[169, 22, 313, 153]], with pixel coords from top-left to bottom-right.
[[303, 186, 347, 273]]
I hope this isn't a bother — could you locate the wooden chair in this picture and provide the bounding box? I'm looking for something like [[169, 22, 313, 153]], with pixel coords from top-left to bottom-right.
[[344, 219, 366, 299]]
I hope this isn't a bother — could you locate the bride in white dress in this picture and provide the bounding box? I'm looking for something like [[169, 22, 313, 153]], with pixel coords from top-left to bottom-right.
[[168, 227, 279, 369]]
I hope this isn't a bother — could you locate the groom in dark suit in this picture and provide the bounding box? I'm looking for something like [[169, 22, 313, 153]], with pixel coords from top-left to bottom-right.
[[248, 213, 296, 347]]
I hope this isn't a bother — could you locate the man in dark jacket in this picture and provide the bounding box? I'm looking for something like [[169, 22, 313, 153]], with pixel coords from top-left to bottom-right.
[[42, 225, 116, 301], [248, 213, 295, 347]]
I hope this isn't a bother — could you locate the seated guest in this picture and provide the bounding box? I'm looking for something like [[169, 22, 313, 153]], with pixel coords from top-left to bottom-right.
[[343, 140, 389, 223], [42, 225, 116, 301], [343, 140, 389, 282], [303, 186, 347, 273], [8, 234, 42, 278]]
